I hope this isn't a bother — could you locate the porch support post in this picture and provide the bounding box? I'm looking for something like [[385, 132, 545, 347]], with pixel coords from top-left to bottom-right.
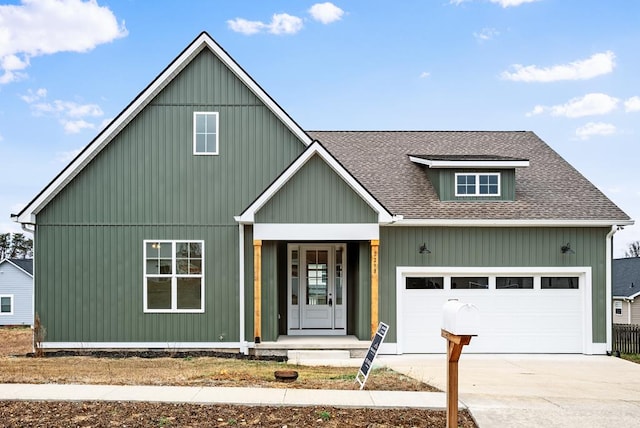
[[370, 239, 379, 338], [253, 239, 262, 343]]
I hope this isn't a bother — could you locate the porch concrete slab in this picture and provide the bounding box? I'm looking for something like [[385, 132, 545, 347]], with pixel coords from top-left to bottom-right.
[[287, 350, 351, 362], [378, 354, 640, 427]]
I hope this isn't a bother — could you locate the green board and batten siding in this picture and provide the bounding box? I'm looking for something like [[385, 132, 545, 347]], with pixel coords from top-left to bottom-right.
[[255, 154, 378, 224], [426, 168, 516, 201], [35, 48, 305, 343], [377, 226, 609, 343]]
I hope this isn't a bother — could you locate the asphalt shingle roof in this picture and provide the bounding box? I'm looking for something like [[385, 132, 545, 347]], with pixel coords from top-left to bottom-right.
[[308, 130, 631, 221], [613, 257, 640, 298]]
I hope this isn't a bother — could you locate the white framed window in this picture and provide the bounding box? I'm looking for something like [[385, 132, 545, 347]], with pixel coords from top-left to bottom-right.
[[455, 172, 500, 196], [193, 112, 219, 155], [0, 295, 13, 315], [614, 301, 623, 316], [144, 240, 204, 313]]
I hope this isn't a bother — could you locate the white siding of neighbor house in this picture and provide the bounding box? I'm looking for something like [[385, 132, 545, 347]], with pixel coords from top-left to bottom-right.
[[0, 262, 33, 326]]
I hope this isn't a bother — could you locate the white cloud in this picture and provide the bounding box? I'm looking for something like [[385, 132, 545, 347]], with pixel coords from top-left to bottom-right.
[[474, 27, 499, 42], [575, 122, 617, 140], [309, 2, 344, 24], [55, 147, 82, 163], [0, 0, 127, 84], [625, 96, 640, 113], [419, 71, 431, 79], [227, 18, 267, 35], [490, 0, 540, 6], [62, 119, 94, 134], [269, 13, 304, 35], [502, 51, 615, 82], [20, 87, 47, 103], [228, 13, 303, 35], [527, 93, 619, 118], [21, 89, 104, 132]]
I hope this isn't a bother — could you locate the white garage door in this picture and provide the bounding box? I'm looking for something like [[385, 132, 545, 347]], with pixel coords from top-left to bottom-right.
[[398, 268, 588, 354]]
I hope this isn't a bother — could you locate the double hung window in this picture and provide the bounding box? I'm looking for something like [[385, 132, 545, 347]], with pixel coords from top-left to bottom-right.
[[144, 240, 204, 312], [193, 112, 219, 155], [0, 295, 12, 315]]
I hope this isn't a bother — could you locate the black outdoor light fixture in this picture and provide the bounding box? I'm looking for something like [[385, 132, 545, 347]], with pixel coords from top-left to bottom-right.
[[419, 243, 431, 254], [561, 243, 575, 254]]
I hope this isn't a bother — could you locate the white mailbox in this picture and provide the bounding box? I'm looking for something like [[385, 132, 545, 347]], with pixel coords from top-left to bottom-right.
[[442, 299, 479, 336]]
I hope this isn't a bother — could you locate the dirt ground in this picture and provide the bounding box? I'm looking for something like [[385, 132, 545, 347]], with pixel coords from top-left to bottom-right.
[[0, 327, 477, 427]]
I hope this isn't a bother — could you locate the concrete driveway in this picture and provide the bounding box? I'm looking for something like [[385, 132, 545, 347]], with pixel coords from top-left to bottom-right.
[[379, 354, 640, 427]]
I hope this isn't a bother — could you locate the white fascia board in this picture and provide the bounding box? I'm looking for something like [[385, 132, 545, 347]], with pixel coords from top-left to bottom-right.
[[409, 156, 530, 169], [254, 223, 379, 240], [238, 141, 394, 224], [15, 33, 312, 225], [390, 218, 635, 227]]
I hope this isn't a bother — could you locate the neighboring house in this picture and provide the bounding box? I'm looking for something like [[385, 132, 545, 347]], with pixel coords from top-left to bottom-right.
[[12, 32, 633, 355], [0, 258, 33, 326], [613, 257, 640, 325]]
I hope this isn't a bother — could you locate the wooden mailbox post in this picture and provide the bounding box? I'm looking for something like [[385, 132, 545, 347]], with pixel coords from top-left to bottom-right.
[[441, 300, 479, 428]]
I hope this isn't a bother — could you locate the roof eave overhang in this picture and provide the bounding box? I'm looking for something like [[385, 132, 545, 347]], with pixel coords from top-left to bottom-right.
[[409, 156, 530, 169], [389, 219, 635, 227], [14, 32, 313, 226]]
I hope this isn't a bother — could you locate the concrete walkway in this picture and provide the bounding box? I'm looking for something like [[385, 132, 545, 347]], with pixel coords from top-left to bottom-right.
[[0, 382, 449, 410], [379, 354, 640, 427], [3, 354, 640, 427]]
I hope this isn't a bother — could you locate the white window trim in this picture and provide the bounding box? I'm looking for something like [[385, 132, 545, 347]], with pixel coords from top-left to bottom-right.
[[0, 294, 13, 315], [143, 240, 205, 313], [193, 112, 219, 156], [455, 172, 501, 197]]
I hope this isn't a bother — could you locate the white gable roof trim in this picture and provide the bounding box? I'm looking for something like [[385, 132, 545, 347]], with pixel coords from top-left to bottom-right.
[[237, 141, 395, 224], [13, 32, 312, 225]]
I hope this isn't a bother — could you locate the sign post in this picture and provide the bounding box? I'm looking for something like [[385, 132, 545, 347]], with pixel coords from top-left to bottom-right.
[[356, 321, 388, 390]]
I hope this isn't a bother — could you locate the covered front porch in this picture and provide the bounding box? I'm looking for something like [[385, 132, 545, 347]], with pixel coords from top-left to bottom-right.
[[250, 239, 381, 347]]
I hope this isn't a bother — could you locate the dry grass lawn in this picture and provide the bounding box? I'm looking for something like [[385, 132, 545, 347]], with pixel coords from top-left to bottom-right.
[[0, 326, 436, 391]]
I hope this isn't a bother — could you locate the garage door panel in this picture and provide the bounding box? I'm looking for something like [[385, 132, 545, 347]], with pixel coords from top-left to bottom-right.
[[400, 272, 585, 354]]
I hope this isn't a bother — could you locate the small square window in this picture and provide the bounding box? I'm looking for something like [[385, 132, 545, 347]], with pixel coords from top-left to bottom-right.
[[193, 112, 219, 155]]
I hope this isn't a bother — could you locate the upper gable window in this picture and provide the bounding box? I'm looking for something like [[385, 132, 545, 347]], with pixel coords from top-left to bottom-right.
[[455, 173, 500, 196], [193, 112, 219, 155]]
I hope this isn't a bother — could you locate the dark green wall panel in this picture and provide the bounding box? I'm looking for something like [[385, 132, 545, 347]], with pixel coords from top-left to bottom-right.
[[429, 169, 516, 201], [256, 154, 377, 224], [34, 47, 307, 344], [378, 226, 609, 343], [35, 224, 240, 343]]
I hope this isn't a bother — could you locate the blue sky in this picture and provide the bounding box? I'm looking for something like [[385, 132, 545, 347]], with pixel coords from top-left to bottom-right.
[[0, 0, 638, 256]]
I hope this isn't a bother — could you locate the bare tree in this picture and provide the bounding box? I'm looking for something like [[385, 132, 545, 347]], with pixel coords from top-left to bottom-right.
[[0, 233, 33, 259], [626, 241, 640, 258]]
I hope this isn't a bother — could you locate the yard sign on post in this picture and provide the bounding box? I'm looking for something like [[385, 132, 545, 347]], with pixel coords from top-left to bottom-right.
[[356, 322, 389, 390]]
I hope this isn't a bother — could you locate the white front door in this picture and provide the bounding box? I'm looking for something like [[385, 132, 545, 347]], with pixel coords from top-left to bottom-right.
[[288, 244, 346, 334]]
